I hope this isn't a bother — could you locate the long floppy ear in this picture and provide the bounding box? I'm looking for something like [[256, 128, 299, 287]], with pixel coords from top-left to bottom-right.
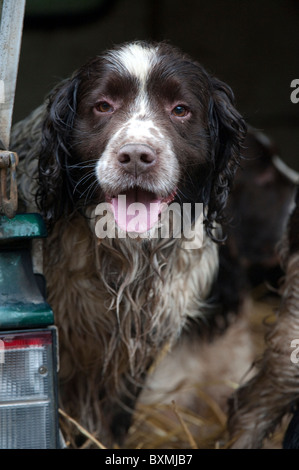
[[205, 76, 247, 240], [36, 74, 80, 229]]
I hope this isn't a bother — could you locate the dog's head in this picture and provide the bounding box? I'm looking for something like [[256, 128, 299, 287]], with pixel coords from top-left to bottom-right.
[[38, 41, 246, 238]]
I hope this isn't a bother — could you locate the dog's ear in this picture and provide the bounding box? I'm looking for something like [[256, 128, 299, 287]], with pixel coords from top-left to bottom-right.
[[205, 76, 247, 239], [36, 74, 80, 229]]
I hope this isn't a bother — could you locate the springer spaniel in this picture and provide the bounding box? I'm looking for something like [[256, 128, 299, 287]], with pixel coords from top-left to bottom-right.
[[228, 187, 299, 448], [11, 41, 246, 447]]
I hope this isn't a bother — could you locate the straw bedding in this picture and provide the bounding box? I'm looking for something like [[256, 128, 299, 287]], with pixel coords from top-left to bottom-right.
[[59, 288, 288, 449]]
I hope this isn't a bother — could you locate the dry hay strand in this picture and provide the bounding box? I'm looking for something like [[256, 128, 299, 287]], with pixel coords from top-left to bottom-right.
[[124, 392, 229, 450], [58, 291, 287, 449], [58, 387, 229, 449], [58, 408, 107, 449], [58, 379, 287, 449]]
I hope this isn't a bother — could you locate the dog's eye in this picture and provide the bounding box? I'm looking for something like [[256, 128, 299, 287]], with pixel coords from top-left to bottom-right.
[[94, 101, 114, 113], [171, 105, 189, 117]]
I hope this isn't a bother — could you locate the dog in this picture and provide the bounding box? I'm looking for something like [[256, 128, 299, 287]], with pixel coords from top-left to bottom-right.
[[136, 129, 297, 448], [11, 41, 246, 447], [216, 129, 298, 317], [228, 186, 299, 448]]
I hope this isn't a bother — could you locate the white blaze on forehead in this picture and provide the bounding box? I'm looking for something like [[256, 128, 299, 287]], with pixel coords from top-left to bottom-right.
[[107, 43, 160, 125], [124, 117, 164, 141], [108, 42, 158, 86], [95, 42, 179, 194]]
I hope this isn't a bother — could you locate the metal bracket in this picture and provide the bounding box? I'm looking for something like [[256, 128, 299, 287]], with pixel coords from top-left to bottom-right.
[[0, 149, 18, 218]]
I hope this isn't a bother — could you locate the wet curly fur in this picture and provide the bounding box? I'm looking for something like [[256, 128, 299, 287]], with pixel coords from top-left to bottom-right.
[[11, 41, 246, 446], [228, 187, 299, 448]]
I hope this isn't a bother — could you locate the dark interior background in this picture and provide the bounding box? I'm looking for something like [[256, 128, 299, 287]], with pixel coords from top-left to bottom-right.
[[9, 0, 299, 170]]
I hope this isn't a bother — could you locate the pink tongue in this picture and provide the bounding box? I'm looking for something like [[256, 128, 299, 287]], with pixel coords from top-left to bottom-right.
[[111, 189, 162, 233]]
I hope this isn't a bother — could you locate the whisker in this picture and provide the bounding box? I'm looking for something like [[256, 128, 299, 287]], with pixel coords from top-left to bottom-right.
[[82, 179, 99, 205], [72, 170, 96, 194], [185, 170, 199, 194], [66, 160, 98, 170], [176, 188, 185, 203], [86, 182, 99, 203]]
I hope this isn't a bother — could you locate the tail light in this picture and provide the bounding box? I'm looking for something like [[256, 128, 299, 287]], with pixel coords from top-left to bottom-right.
[[0, 327, 60, 448]]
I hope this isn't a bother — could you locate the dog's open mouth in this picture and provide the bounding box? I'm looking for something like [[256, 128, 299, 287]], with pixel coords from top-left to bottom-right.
[[106, 188, 176, 233]]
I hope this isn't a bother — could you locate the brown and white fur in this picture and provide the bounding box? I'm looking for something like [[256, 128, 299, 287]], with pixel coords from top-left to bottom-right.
[[11, 41, 246, 446], [228, 186, 299, 448]]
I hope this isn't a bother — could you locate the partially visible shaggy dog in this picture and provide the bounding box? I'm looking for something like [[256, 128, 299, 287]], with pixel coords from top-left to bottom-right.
[[11, 41, 246, 446], [228, 187, 299, 448]]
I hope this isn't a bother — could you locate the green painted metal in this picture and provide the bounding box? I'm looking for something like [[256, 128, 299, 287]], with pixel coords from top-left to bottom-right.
[[0, 213, 47, 241], [0, 213, 54, 329], [0, 303, 53, 329]]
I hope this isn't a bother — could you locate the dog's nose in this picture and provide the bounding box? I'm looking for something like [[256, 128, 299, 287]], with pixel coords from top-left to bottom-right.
[[117, 143, 156, 175]]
